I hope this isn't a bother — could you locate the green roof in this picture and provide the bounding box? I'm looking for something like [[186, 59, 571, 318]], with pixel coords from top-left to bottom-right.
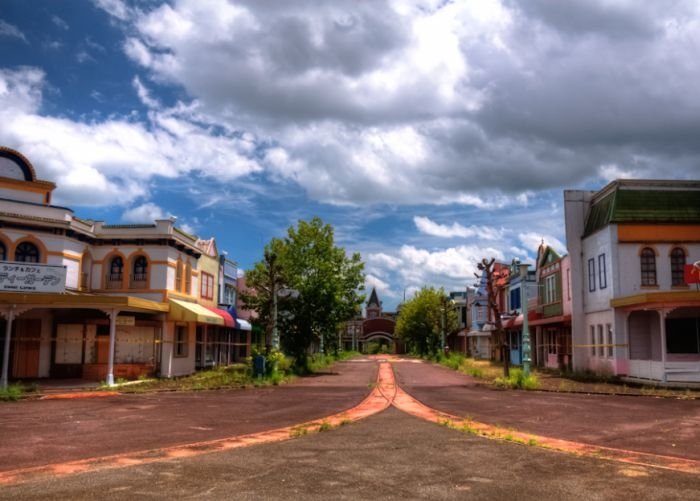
[[584, 188, 700, 236]]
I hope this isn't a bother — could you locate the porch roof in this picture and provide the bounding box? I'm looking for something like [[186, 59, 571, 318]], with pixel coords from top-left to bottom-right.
[[611, 290, 700, 309], [0, 292, 168, 313]]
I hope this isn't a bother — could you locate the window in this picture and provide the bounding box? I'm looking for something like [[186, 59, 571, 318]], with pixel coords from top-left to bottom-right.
[[598, 254, 607, 289], [132, 256, 148, 286], [566, 268, 571, 300], [200, 272, 214, 299], [666, 318, 700, 354], [14, 241, 39, 263], [174, 325, 188, 357], [0, 241, 5, 261], [597, 325, 604, 357], [590, 326, 596, 356], [640, 247, 657, 286], [606, 324, 613, 358], [175, 260, 183, 292], [588, 258, 596, 292], [509, 287, 521, 311], [185, 262, 192, 294], [670, 248, 686, 286], [107, 256, 123, 288], [545, 275, 557, 304]]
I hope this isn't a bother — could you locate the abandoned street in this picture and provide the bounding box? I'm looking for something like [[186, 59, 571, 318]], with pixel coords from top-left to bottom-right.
[[1, 357, 699, 499]]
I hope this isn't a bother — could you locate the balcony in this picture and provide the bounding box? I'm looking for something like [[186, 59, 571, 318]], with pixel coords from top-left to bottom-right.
[[106, 273, 123, 289]]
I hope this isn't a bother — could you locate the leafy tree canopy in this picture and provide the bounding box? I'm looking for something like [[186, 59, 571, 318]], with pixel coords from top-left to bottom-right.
[[243, 217, 365, 368], [395, 286, 458, 356]]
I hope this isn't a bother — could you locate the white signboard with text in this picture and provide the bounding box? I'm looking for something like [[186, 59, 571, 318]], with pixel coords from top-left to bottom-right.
[[0, 261, 67, 293]]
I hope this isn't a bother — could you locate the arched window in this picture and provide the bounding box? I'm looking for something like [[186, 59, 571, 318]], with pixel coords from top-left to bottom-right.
[[640, 248, 656, 286], [132, 256, 148, 287], [15, 241, 40, 263], [108, 256, 123, 288], [671, 247, 686, 286], [0, 241, 6, 261]]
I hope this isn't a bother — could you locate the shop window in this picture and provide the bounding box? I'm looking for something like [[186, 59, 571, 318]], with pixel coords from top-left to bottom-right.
[[640, 248, 657, 286], [590, 326, 596, 356], [0, 241, 6, 261], [606, 324, 613, 358], [597, 325, 604, 357], [175, 325, 189, 357], [200, 272, 214, 300], [666, 318, 700, 354], [14, 241, 40, 263], [107, 256, 123, 288], [670, 248, 686, 286], [131, 256, 148, 288]]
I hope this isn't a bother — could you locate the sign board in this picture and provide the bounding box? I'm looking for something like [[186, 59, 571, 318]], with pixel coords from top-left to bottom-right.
[[0, 261, 67, 293], [116, 316, 136, 326], [684, 261, 700, 284]]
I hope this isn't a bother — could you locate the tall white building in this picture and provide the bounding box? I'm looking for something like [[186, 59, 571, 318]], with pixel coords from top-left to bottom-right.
[[565, 180, 700, 383]]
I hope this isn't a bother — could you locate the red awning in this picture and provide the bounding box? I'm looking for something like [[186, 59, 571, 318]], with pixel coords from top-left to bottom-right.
[[204, 306, 236, 328]]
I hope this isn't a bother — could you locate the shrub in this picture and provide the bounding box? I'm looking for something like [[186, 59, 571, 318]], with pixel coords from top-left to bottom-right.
[[494, 369, 539, 390], [0, 384, 25, 401]]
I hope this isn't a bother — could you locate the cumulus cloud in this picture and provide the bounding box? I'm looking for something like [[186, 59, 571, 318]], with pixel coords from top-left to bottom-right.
[[121, 202, 171, 223], [414, 216, 503, 240], [87, 0, 700, 208], [0, 67, 262, 207], [518, 232, 567, 256]]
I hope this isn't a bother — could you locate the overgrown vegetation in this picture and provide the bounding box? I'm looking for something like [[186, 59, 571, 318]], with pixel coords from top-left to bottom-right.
[[113, 350, 361, 393], [494, 368, 539, 390], [0, 383, 26, 401]]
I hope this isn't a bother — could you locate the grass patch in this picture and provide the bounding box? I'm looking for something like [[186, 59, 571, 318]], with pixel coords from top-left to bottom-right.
[[0, 383, 26, 401], [318, 421, 333, 432], [290, 425, 309, 438], [494, 368, 539, 390]]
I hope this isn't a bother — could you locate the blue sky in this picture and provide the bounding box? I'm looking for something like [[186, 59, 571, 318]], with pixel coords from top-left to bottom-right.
[[2, 1, 699, 309]]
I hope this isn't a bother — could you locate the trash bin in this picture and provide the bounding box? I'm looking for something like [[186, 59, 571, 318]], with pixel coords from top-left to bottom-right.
[[253, 355, 266, 377]]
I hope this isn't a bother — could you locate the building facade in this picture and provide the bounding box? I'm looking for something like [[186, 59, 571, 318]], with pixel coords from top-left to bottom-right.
[[0, 147, 242, 385], [565, 180, 700, 383]]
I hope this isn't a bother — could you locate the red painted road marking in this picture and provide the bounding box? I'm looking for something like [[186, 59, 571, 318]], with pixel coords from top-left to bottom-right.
[[0, 361, 396, 487], [392, 383, 700, 475], [3, 360, 698, 486]]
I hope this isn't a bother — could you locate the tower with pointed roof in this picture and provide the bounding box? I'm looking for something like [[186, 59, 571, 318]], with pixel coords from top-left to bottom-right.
[[366, 287, 382, 319]]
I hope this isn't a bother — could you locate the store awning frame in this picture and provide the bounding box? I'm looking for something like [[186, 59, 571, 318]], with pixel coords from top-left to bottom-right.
[[169, 299, 224, 325], [204, 306, 236, 328], [236, 319, 252, 331]]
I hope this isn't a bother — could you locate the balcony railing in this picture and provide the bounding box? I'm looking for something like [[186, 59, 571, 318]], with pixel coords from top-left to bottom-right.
[[106, 273, 123, 289], [131, 273, 148, 288]]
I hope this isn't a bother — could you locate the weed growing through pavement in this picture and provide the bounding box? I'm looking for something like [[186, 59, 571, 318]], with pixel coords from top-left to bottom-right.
[[318, 421, 333, 432], [290, 426, 309, 438], [339, 419, 352, 426]]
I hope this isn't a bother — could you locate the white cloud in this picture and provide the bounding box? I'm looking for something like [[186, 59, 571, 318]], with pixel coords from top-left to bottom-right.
[[0, 20, 27, 42], [413, 216, 503, 239], [0, 67, 262, 207], [518, 232, 567, 256], [366, 274, 391, 295], [52, 15, 69, 30], [122, 202, 171, 223], [92, 0, 132, 21]]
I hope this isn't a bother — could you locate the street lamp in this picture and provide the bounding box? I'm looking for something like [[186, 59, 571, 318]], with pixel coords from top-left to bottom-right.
[[520, 263, 531, 376]]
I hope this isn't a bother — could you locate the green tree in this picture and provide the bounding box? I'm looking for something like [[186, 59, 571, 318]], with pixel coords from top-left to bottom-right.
[[240, 238, 286, 349], [395, 287, 458, 356], [244, 217, 365, 370]]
